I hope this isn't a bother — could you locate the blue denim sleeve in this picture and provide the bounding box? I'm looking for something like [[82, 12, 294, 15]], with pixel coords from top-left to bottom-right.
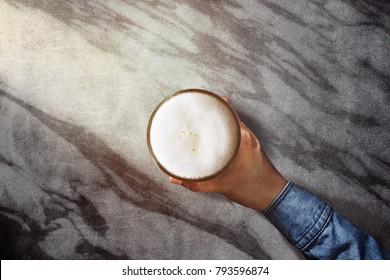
[[264, 181, 390, 259]]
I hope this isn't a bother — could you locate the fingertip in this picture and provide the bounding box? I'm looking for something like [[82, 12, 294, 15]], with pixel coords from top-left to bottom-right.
[[169, 177, 182, 185], [221, 96, 230, 104]]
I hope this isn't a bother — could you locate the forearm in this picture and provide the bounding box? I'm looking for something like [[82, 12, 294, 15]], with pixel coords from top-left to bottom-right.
[[264, 182, 390, 259]]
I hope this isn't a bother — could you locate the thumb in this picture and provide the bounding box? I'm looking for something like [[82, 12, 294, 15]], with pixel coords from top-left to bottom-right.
[[220, 96, 230, 104]]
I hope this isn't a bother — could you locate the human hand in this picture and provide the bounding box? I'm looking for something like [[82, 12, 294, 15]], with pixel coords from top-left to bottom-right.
[[169, 102, 287, 212]]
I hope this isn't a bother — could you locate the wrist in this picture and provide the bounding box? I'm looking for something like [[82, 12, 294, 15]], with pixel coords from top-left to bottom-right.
[[258, 174, 287, 212], [229, 172, 287, 212], [251, 151, 288, 212]]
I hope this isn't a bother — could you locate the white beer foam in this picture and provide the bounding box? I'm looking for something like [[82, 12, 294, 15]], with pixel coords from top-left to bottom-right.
[[149, 92, 239, 180]]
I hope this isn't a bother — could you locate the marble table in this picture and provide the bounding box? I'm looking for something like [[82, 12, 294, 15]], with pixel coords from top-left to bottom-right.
[[0, 0, 389, 259]]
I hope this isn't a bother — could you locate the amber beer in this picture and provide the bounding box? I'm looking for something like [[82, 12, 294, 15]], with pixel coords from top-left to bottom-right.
[[147, 89, 241, 181]]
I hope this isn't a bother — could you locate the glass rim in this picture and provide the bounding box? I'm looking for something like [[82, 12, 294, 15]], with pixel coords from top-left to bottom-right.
[[146, 88, 241, 182]]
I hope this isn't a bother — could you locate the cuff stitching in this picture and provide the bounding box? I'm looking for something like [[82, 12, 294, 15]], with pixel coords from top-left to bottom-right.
[[263, 181, 292, 216], [298, 206, 334, 250], [293, 203, 327, 246], [301, 208, 334, 250]]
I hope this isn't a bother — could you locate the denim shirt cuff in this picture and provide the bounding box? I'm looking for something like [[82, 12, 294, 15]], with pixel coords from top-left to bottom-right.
[[264, 181, 334, 250]]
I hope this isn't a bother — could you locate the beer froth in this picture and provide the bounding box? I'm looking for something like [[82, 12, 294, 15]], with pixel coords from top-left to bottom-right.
[[149, 91, 240, 180]]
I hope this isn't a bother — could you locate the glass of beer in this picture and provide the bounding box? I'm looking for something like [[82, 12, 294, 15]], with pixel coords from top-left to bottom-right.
[[147, 89, 241, 181]]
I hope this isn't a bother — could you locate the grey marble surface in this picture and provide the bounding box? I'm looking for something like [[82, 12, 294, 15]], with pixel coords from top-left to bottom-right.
[[0, 0, 389, 259]]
